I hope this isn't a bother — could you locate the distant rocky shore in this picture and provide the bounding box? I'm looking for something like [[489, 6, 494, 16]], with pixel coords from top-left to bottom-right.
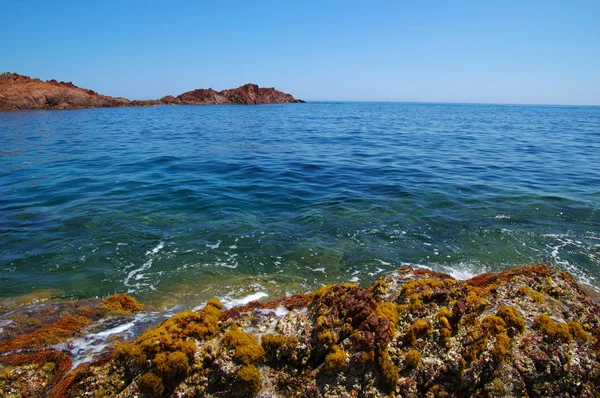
[[1, 264, 599, 397], [0, 72, 304, 111]]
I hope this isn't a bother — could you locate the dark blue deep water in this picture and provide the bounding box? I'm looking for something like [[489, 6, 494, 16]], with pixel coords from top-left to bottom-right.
[[1, 103, 599, 306]]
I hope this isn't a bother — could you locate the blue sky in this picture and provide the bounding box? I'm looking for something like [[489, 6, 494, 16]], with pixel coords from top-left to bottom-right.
[[1, 1, 598, 104]]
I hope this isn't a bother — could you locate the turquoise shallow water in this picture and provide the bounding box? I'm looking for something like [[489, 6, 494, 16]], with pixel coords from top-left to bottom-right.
[[1, 103, 599, 306]]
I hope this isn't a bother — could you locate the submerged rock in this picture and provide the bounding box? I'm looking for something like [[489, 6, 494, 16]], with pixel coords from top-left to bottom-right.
[[1, 265, 599, 397]]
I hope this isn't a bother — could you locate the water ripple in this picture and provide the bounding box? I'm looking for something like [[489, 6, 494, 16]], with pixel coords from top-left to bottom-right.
[[0, 103, 599, 302]]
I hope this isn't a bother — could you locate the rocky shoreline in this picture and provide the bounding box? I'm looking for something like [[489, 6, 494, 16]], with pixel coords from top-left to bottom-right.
[[0, 72, 304, 111], [1, 264, 599, 397]]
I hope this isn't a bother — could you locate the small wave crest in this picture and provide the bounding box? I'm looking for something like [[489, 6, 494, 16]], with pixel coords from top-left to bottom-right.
[[124, 241, 165, 293]]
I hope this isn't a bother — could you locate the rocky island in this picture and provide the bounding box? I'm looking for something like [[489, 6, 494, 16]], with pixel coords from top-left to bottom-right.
[[1, 264, 599, 397], [0, 72, 304, 111]]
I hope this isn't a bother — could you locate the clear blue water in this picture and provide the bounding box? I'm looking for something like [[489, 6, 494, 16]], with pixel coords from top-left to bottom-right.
[[1, 103, 599, 305]]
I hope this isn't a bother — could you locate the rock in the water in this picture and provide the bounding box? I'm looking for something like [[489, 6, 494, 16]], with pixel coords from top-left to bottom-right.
[[0, 72, 304, 110], [165, 83, 304, 105], [1, 265, 599, 397], [0, 72, 148, 110]]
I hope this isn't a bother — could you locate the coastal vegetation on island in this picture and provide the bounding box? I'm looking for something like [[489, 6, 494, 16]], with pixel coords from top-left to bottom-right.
[[0, 72, 304, 111], [1, 264, 599, 397]]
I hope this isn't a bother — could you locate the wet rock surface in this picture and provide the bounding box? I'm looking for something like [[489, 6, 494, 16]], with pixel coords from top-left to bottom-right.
[[0, 72, 304, 110], [1, 264, 599, 397]]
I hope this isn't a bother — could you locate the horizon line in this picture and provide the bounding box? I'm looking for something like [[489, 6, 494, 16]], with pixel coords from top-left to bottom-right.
[[297, 100, 600, 107]]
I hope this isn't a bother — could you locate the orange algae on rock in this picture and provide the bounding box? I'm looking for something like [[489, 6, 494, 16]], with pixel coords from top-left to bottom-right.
[[137, 372, 164, 397], [481, 315, 507, 334], [491, 332, 511, 363], [518, 286, 546, 303], [114, 342, 147, 365], [0, 351, 72, 397], [153, 350, 191, 380], [98, 293, 143, 315], [236, 364, 262, 394], [261, 334, 298, 356], [223, 325, 265, 365], [0, 315, 91, 353], [568, 321, 591, 342], [109, 299, 221, 396], [377, 349, 399, 390], [496, 305, 526, 334], [533, 314, 572, 343], [324, 345, 346, 371], [135, 298, 222, 358], [405, 319, 431, 345], [404, 349, 421, 368]]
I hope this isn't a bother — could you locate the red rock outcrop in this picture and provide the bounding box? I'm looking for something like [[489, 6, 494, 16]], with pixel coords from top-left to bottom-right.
[[220, 83, 302, 104], [174, 88, 228, 104], [165, 83, 304, 105], [0, 72, 304, 110], [0, 72, 156, 110]]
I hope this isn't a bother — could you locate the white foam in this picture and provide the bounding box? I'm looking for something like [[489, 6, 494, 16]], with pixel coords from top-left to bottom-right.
[[446, 268, 478, 280], [206, 241, 221, 249], [368, 267, 385, 276], [221, 292, 268, 309], [145, 241, 164, 256], [124, 241, 164, 292], [439, 262, 486, 280], [255, 306, 289, 317], [215, 261, 238, 269], [58, 316, 140, 368], [307, 267, 326, 273], [124, 259, 153, 290]]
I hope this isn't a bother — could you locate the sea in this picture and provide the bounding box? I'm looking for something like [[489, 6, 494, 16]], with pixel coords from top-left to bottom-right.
[[1, 102, 599, 309]]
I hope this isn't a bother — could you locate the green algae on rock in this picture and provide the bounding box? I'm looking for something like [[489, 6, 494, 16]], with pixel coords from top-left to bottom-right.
[[1, 265, 600, 397]]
